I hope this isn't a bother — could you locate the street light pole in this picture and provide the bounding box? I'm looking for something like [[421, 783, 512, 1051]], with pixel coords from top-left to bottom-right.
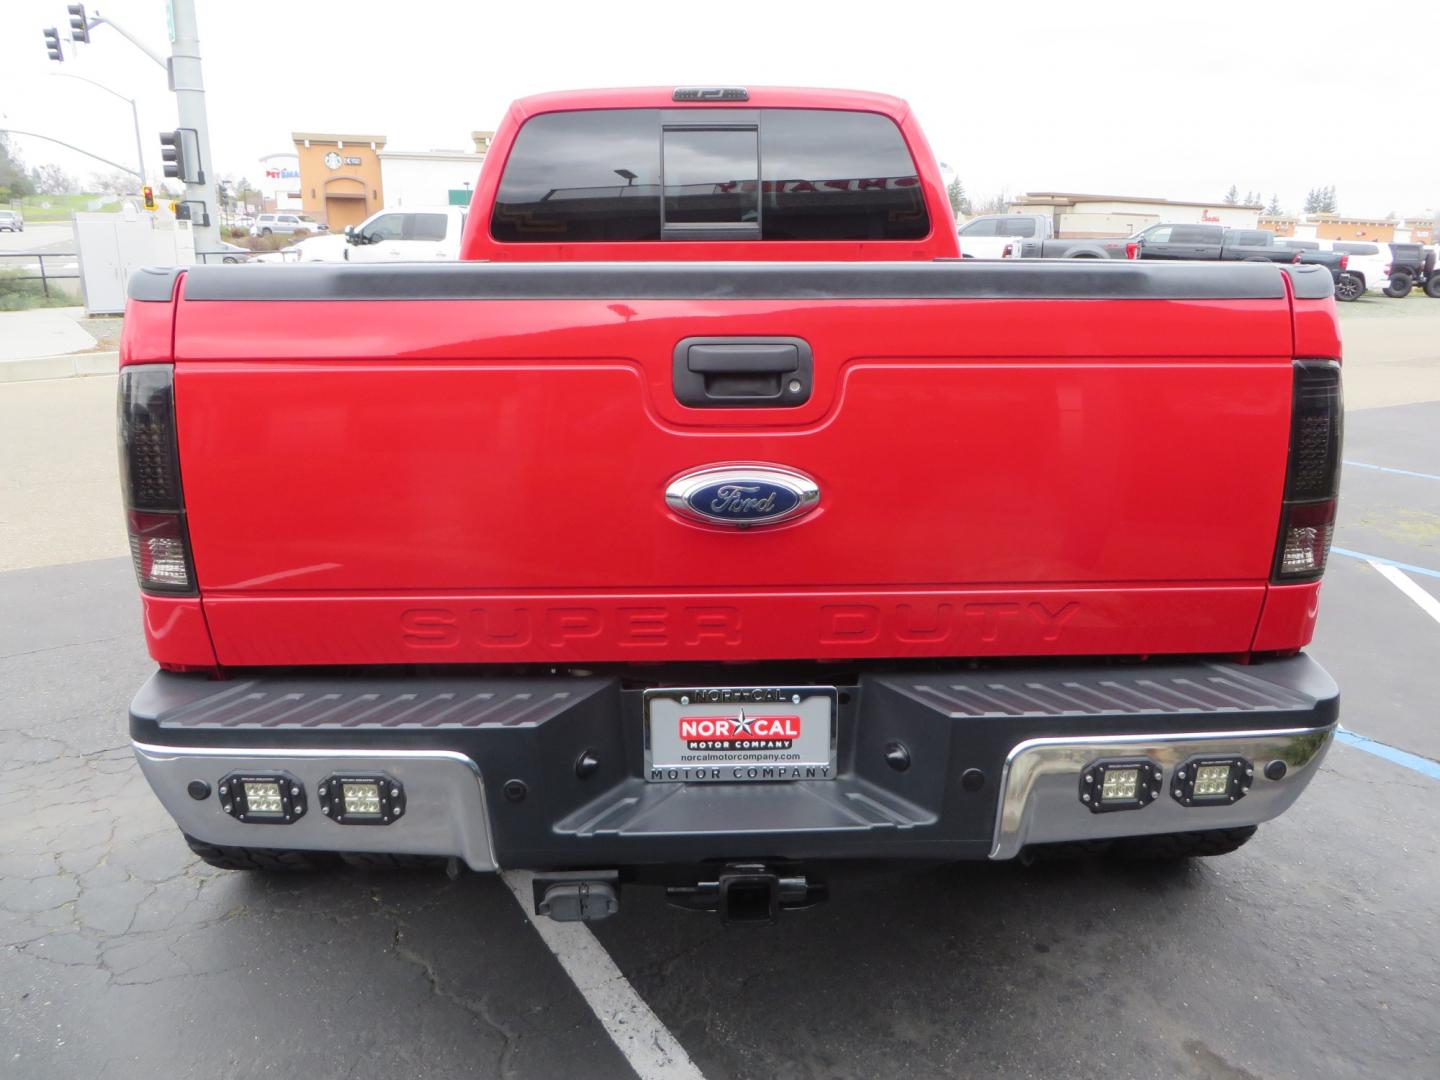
[[49, 71, 146, 189]]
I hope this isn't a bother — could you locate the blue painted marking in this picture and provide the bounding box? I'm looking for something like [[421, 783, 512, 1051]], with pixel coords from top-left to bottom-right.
[[1343, 460, 1440, 483], [1332, 547, 1440, 581], [1335, 728, 1440, 781]]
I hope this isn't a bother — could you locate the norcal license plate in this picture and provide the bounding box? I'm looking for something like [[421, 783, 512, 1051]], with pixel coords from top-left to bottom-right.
[[644, 687, 838, 783]]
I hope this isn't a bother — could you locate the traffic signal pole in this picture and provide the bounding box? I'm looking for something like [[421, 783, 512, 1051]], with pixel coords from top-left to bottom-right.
[[167, 0, 218, 250]]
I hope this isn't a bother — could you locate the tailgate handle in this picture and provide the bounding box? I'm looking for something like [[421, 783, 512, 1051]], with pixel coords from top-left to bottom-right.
[[673, 337, 813, 408]]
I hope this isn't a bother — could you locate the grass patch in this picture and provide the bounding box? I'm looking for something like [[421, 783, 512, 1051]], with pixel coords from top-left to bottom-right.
[[17, 194, 127, 222], [0, 267, 74, 311], [1338, 291, 1440, 318]]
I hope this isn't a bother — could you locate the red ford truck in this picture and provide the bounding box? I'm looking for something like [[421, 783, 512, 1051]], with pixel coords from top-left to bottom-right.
[[121, 87, 1341, 924]]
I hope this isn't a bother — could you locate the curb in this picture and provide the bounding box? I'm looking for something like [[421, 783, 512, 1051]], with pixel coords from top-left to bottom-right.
[[0, 351, 119, 384]]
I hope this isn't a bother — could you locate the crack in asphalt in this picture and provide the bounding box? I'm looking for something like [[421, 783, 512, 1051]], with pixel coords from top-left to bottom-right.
[[387, 916, 523, 1080]]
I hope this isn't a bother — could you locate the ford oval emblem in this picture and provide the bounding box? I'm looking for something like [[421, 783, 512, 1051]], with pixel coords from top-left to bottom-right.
[[665, 465, 820, 527]]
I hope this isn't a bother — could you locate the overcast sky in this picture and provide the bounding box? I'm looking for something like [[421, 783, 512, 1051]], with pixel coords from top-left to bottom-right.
[[3, 0, 1436, 219]]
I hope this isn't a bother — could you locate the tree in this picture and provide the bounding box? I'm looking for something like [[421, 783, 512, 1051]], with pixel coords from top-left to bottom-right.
[[29, 163, 76, 195], [234, 176, 261, 213], [1224, 184, 1239, 205], [1316, 185, 1337, 213], [946, 176, 971, 217], [973, 190, 1008, 216], [1245, 190, 1260, 207], [1265, 193, 1282, 215], [88, 170, 137, 196], [0, 133, 36, 200]]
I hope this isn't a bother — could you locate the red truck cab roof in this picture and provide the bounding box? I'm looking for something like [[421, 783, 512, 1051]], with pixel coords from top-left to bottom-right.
[[459, 86, 957, 262]]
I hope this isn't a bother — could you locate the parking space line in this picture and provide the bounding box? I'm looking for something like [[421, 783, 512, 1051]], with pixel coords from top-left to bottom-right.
[[1332, 547, 1440, 581], [1335, 728, 1440, 781], [1366, 559, 1440, 625], [1343, 460, 1440, 483], [501, 870, 706, 1080]]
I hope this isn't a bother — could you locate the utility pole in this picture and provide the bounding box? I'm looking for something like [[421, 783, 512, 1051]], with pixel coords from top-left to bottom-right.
[[166, 0, 218, 250]]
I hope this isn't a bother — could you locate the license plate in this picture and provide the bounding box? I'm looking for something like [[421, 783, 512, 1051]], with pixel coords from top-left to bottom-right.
[[643, 686, 837, 783]]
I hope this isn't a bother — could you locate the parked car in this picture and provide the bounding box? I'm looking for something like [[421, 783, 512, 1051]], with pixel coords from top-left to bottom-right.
[[249, 212, 327, 237], [343, 206, 466, 261], [0, 209, 24, 232], [1383, 242, 1440, 298], [253, 234, 350, 264], [957, 213, 1136, 259], [120, 86, 1341, 925], [212, 240, 254, 265]]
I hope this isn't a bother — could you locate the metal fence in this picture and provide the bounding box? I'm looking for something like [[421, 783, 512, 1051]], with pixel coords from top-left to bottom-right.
[[0, 251, 81, 297], [0, 249, 288, 291]]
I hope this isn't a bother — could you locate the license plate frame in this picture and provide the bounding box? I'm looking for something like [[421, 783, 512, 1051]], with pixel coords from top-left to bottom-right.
[[643, 686, 838, 783]]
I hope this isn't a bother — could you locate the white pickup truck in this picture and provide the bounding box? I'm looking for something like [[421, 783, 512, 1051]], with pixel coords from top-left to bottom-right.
[[343, 205, 466, 261]]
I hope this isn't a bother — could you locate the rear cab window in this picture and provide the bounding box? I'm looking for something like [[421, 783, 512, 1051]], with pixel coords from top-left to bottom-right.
[[491, 108, 929, 244]]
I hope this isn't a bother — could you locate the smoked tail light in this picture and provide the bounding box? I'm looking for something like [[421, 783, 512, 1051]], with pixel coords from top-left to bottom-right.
[[1291, 251, 1303, 264], [1272, 361, 1342, 582], [118, 364, 196, 593]]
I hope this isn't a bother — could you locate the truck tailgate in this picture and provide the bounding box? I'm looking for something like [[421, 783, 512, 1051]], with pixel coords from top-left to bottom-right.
[[168, 261, 1300, 665]]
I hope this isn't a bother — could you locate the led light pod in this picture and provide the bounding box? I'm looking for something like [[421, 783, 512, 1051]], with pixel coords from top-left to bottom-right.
[[1078, 758, 1162, 813], [318, 774, 405, 825], [219, 772, 306, 824], [1172, 756, 1253, 806]]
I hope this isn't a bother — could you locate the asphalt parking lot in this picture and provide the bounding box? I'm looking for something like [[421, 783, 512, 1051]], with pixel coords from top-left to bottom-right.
[[2, 297, 1439, 1080]]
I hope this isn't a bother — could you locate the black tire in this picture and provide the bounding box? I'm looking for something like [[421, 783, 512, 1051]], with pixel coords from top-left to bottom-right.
[[260, 227, 273, 236], [1383, 271, 1413, 298], [1110, 826, 1257, 862], [1425, 275, 1440, 299], [338, 852, 448, 872], [1334, 273, 1364, 302], [184, 833, 336, 872]]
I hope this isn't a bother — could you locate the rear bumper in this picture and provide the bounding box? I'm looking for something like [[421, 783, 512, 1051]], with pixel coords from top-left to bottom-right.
[[130, 655, 1338, 871]]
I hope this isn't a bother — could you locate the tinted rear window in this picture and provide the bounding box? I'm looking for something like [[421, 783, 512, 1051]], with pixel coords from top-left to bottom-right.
[[1333, 242, 1378, 255], [757, 110, 927, 241], [663, 127, 759, 226], [491, 108, 928, 243], [1171, 225, 1222, 243], [491, 110, 662, 243]]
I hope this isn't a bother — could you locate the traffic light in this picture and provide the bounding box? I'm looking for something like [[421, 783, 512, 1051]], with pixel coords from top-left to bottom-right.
[[142, 186, 156, 211], [68, 5, 90, 44], [43, 27, 64, 61], [159, 129, 202, 183]]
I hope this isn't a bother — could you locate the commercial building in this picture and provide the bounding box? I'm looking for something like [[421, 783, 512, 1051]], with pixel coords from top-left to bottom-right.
[[1259, 214, 1434, 245], [256, 152, 302, 212], [291, 132, 387, 230], [1008, 192, 1263, 237], [1308, 214, 1397, 243], [378, 133, 493, 208]]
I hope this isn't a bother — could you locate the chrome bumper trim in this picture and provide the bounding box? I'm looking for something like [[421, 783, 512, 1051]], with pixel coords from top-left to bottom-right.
[[132, 742, 497, 871], [989, 724, 1335, 860]]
